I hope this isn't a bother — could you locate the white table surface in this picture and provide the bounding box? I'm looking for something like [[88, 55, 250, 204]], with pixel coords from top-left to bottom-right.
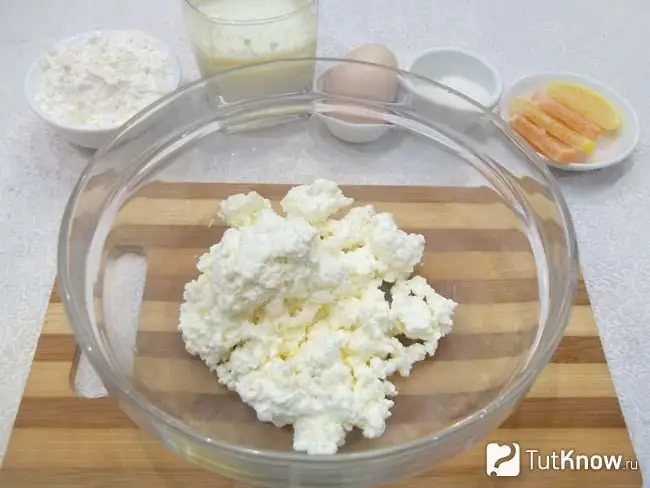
[[1, 0, 648, 480]]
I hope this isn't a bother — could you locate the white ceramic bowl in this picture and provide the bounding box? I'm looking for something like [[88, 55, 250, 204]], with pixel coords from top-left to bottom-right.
[[314, 65, 406, 144], [500, 72, 640, 171], [315, 112, 394, 144], [25, 30, 182, 150], [400, 47, 503, 130]]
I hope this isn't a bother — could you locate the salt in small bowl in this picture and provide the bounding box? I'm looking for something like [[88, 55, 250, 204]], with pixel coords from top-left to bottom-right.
[[400, 47, 503, 131]]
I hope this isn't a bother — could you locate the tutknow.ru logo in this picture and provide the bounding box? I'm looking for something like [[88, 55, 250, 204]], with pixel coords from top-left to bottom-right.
[[486, 442, 639, 477]]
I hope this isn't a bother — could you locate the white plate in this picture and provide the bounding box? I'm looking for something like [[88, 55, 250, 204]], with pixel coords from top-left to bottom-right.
[[499, 72, 640, 171]]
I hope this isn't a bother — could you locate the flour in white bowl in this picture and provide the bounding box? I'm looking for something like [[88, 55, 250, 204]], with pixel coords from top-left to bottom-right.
[[33, 30, 178, 129]]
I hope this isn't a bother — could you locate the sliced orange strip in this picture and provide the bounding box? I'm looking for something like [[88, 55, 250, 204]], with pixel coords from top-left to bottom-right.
[[547, 81, 622, 131], [510, 97, 595, 154], [532, 91, 603, 140], [510, 114, 584, 164]]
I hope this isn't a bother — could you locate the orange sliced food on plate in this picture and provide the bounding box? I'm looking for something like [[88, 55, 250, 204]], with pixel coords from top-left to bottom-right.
[[531, 91, 603, 140], [546, 81, 622, 131], [510, 114, 584, 164], [510, 97, 595, 154]]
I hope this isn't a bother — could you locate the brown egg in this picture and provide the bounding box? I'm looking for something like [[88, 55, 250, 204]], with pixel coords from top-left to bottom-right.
[[323, 44, 399, 124]]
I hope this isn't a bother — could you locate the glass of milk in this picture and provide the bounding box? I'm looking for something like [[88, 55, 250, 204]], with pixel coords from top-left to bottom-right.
[[183, 0, 319, 100]]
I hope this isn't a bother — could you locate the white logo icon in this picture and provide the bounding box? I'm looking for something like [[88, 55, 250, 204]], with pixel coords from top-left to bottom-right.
[[486, 442, 521, 477]]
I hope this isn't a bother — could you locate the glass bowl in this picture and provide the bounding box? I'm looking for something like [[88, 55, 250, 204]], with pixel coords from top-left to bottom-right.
[[58, 58, 578, 487]]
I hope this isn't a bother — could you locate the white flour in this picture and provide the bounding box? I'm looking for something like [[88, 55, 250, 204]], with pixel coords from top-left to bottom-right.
[[34, 30, 178, 129]]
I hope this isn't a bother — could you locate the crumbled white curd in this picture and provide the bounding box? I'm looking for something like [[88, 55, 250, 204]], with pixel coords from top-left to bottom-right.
[[178, 179, 457, 454]]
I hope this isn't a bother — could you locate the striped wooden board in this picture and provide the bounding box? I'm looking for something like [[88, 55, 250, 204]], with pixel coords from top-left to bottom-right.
[[0, 183, 642, 487]]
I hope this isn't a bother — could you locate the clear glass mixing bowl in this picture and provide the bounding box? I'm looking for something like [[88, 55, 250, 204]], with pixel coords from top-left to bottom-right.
[[58, 58, 578, 487]]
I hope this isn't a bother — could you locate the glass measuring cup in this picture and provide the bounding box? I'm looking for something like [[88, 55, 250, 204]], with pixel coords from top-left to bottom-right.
[[182, 0, 319, 77]]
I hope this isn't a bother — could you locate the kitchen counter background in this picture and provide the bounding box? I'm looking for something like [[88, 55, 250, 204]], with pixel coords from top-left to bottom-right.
[[1, 0, 648, 478]]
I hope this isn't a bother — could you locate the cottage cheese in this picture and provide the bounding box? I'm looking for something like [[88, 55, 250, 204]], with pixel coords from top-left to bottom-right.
[[179, 179, 458, 454]]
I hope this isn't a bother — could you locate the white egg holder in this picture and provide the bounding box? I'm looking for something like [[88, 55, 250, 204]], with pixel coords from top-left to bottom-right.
[[312, 63, 406, 144]]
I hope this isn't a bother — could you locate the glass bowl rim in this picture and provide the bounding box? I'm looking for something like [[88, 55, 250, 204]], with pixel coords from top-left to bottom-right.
[[58, 56, 579, 464]]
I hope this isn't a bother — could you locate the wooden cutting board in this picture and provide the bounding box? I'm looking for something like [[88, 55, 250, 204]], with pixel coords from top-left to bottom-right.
[[0, 182, 642, 487]]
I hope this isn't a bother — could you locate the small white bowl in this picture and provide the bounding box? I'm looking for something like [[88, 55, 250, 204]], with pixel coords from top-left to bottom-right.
[[314, 112, 394, 144], [314, 66, 403, 144], [400, 47, 503, 130], [500, 72, 640, 171], [25, 30, 182, 150]]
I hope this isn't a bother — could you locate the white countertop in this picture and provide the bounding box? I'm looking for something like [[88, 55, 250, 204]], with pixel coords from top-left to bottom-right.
[[1, 0, 648, 479]]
